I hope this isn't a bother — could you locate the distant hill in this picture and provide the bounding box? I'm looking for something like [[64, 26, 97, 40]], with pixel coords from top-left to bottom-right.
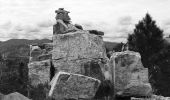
[[104, 41, 123, 52], [0, 39, 51, 59], [0, 39, 51, 95], [0, 39, 122, 59]]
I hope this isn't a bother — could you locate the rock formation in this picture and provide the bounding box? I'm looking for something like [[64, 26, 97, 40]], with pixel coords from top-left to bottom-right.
[[49, 71, 100, 100], [131, 95, 170, 100], [52, 31, 108, 81], [29, 43, 52, 62], [1, 92, 31, 100], [50, 8, 110, 100], [28, 8, 154, 100], [28, 8, 109, 100], [53, 8, 80, 35], [28, 43, 53, 86], [52, 7, 108, 80], [0, 93, 4, 100], [74, 24, 83, 30], [53, 8, 104, 36], [28, 59, 51, 86], [109, 51, 152, 97], [88, 30, 104, 36]]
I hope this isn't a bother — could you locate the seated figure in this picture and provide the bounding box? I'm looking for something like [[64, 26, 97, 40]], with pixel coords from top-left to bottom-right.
[[53, 8, 80, 34], [53, 8, 104, 37]]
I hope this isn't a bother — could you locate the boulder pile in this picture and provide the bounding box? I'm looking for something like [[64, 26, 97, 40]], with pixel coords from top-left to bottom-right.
[[28, 8, 155, 100], [28, 43, 52, 86], [52, 31, 107, 81]]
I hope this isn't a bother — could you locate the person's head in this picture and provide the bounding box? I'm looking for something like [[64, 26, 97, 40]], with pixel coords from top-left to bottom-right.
[[55, 8, 71, 23]]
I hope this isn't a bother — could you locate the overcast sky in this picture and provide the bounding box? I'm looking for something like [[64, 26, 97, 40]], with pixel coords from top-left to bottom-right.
[[0, 0, 170, 42]]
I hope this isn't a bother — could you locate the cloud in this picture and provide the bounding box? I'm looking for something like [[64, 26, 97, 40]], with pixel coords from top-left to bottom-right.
[[103, 36, 127, 43], [15, 25, 24, 31], [13, 24, 52, 39], [0, 20, 53, 41], [82, 22, 93, 29], [8, 32, 19, 39], [104, 16, 134, 41], [118, 16, 132, 26], [161, 19, 170, 36], [104, 35, 127, 39], [79, 15, 134, 42], [25, 26, 40, 33], [0, 0, 170, 42], [37, 20, 54, 28], [0, 21, 12, 30], [15, 24, 40, 33], [163, 21, 170, 26]]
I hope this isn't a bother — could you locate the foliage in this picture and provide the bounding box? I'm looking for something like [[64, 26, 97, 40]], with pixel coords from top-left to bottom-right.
[[0, 39, 51, 98], [0, 58, 28, 96], [127, 13, 170, 96], [127, 13, 164, 68], [149, 45, 170, 96]]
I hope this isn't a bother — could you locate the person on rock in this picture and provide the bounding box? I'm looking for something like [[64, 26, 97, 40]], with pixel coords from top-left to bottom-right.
[[53, 8, 80, 34]]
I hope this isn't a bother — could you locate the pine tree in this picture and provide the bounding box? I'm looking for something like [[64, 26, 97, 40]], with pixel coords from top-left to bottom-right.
[[128, 13, 164, 68]]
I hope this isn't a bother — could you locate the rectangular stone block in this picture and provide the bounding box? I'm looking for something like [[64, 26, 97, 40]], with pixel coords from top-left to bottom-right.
[[53, 59, 105, 81], [109, 51, 152, 97], [52, 31, 107, 61], [49, 71, 100, 100], [28, 60, 51, 86]]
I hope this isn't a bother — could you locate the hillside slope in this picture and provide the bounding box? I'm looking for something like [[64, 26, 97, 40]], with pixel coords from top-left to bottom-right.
[[0, 39, 51, 95]]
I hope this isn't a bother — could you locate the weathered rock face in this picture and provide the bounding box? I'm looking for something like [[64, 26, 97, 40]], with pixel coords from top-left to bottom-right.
[[131, 95, 170, 100], [2, 92, 31, 100], [88, 30, 104, 36], [53, 8, 80, 35], [75, 24, 83, 30], [55, 8, 70, 23], [53, 31, 106, 60], [49, 71, 101, 100], [28, 60, 51, 86], [52, 31, 108, 80], [53, 20, 79, 35], [29, 43, 52, 62], [0, 93, 4, 100], [28, 8, 108, 100], [109, 51, 152, 97], [121, 83, 152, 97], [29, 43, 53, 86], [52, 59, 105, 81]]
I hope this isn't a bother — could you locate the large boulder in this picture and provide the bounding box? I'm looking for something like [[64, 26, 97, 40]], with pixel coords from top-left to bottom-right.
[[52, 31, 108, 80], [119, 83, 152, 97], [109, 51, 152, 97], [2, 92, 30, 100], [0, 93, 4, 100], [49, 71, 100, 100], [52, 59, 105, 81], [53, 31, 106, 60], [28, 60, 51, 86], [131, 95, 170, 100]]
